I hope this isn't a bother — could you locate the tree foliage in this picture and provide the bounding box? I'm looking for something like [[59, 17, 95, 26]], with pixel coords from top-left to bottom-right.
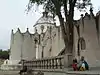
[[27, 0, 92, 53], [0, 49, 9, 59]]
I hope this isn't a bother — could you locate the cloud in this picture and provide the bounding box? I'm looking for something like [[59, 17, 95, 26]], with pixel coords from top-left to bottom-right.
[[0, 0, 41, 49], [0, 0, 99, 49]]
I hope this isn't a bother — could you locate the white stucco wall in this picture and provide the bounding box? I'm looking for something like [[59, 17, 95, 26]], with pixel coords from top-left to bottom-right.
[[22, 32, 36, 60], [38, 25, 65, 58], [9, 30, 14, 60], [42, 28, 51, 57], [57, 26, 65, 54], [10, 29, 36, 61], [51, 26, 65, 56], [10, 29, 23, 60], [74, 13, 100, 67]]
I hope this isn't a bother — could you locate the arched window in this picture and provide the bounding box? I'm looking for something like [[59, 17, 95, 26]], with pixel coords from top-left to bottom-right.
[[49, 48, 52, 56], [77, 37, 86, 56], [34, 39, 38, 44]]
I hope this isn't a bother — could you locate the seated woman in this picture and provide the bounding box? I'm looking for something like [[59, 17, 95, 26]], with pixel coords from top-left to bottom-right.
[[78, 56, 89, 71], [79, 63, 86, 71], [72, 59, 78, 71]]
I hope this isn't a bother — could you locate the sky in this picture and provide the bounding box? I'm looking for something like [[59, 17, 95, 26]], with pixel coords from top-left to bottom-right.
[[0, 0, 100, 50]]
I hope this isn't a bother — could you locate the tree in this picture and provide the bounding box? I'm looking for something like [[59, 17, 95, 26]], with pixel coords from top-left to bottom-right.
[[27, 0, 92, 54], [0, 49, 9, 59]]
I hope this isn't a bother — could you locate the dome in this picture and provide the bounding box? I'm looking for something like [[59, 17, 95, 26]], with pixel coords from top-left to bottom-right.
[[34, 12, 54, 27]]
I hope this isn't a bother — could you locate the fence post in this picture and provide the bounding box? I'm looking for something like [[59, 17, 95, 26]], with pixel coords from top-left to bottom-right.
[[64, 53, 73, 68]]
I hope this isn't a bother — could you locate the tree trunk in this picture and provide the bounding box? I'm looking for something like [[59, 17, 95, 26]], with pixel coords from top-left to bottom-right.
[[52, 0, 77, 54], [66, 0, 77, 53]]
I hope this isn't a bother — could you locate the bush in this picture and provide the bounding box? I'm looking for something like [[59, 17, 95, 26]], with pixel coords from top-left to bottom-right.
[[0, 50, 9, 59]]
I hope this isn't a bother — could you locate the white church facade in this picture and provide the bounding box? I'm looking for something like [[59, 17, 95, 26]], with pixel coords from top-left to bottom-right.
[[4, 9, 100, 68], [9, 12, 65, 63]]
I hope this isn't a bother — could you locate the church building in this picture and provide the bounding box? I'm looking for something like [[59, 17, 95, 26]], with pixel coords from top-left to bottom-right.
[[9, 9, 100, 67]]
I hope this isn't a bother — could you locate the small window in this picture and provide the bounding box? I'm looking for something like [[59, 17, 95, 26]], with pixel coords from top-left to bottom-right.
[[77, 37, 86, 56], [49, 48, 52, 56], [78, 37, 86, 50], [81, 38, 86, 50], [34, 39, 38, 44]]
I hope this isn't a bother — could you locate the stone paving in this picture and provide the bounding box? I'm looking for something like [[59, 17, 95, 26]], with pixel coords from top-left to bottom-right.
[[0, 70, 39, 75], [0, 71, 19, 75], [0, 70, 35, 75], [0, 70, 100, 75]]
